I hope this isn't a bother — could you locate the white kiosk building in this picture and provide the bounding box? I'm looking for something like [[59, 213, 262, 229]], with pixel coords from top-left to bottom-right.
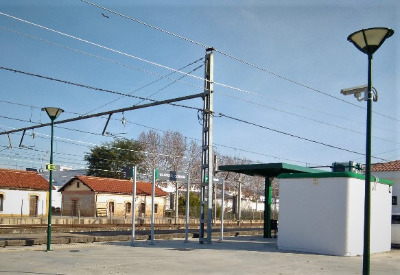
[[277, 172, 393, 256]]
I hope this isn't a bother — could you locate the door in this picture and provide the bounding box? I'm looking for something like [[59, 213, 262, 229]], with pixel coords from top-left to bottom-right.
[[29, 195, 38, 217], [139, 203, 146, 217], [71, 199, 78, 216], [108, 201, 115, 217]]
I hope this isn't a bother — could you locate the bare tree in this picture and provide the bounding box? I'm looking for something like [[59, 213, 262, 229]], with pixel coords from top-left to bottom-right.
[[138, 130, 162, 174], [186, 140, 202, 182], [160, 131, 187, 171]]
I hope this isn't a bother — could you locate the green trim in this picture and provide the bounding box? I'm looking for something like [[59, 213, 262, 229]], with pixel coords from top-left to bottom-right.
[[277, 171, 393, 186], [218, 162, 323, 177]]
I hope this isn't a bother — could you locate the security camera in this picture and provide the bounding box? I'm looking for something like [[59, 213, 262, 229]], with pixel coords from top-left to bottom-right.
[[340, 85, 368, 96]]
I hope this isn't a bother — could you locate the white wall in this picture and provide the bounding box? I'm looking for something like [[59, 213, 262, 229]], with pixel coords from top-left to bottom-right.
[[278, 176, 391, 256], [371, 171, 400, 213], [0, 189, 47, 216]]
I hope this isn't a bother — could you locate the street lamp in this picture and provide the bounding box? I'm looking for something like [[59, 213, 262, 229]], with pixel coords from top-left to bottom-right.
[[42, 107, 64, 251], [346, 27, 394, 275]]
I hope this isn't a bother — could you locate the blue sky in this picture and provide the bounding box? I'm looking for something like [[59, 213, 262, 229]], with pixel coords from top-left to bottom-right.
[[0, 0, 398, 171]]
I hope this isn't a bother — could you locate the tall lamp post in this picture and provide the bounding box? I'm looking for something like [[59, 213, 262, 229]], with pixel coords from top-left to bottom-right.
[[346, 27, 394, 275], [42, 107, 64, 252]]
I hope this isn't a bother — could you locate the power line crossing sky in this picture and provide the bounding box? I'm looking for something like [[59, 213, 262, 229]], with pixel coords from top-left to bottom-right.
[[0, 0, 398, 170]]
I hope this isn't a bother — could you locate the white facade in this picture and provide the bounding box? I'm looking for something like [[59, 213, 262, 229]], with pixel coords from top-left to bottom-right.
[[370, 170, 399, 213], [0, 189, 47, 217], [277, 173, 392, 256]]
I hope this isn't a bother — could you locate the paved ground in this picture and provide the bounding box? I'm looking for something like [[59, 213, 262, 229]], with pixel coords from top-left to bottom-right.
[[1, 236, 399, 274]]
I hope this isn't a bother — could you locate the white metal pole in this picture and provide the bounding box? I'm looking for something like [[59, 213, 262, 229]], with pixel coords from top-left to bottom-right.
[[220, 179, 225, 241], [238, 177, 242, 224], [185, 173, 190, 243], [131, 166, 137, 246], [150, 168, 155, 245], [175, 182, 179, 224]]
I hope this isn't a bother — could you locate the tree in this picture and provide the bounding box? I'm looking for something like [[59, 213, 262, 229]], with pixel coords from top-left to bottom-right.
[[186, 140, 202, 182], [138, 130, 188, 172], [138, 130, 162, 175], [85, 138, 145, 179], [160, 130, 187, 171], [178, 191, 201, 217]]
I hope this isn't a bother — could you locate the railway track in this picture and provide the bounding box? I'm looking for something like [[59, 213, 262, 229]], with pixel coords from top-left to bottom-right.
[[0, 223, 264, 234]]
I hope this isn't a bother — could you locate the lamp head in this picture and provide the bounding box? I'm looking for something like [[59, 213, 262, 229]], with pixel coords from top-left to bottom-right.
[[42, 107, 64, 120], [347, 27, 394, 55]]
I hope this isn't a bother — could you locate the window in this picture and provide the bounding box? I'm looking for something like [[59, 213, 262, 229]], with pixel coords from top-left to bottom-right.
[[0, 194, 4, 211], [393, 196, 398, 206], [155, 204, 158, 214], [125, 202, 131, 214], [77, 181, 80, 188]]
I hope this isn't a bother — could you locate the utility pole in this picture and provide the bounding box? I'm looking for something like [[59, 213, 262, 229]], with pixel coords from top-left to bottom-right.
[[213, 155, 217, 225], [199, 48, 214, 244], [238, 175, 242, 225]]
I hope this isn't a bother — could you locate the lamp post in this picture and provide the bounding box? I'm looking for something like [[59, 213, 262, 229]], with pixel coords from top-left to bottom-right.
[[346, 27, 394, 275], [42, 107, 64, 252]]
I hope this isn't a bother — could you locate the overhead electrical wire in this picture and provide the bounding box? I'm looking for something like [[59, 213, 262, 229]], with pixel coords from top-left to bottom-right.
[[3, 10, 398, 125], [2, 11, 398, 131], [0, 78, 396, 164], [0, 26, 205, 116], [1, 62, 398, 143], [214, 91, 400, 141], [79, 0, 399, 123], [0, 112, 318, 168], [86, 60, 204, 114], [0, 66, 202, 113], [0, 64, 397, 164], [0, 11, 206, 83], [216, 112, 390, 162], [0, 26, 204, 93], [0, 9, 396, 164]]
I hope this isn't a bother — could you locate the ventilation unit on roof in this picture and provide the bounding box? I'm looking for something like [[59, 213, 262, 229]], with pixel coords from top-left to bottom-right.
[[332, 161, 364, 173]]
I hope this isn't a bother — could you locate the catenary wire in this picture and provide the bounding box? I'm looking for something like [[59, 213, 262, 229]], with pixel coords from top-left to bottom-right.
[[3, 10, 398, 125], [216, 112, 390, 162], [214, 91, 400, 141], [79, 0, 399, 123], [0, 11, 207, 83], [0, 24, 205, 95], [0, 114, 319, 168], [3, 12, 398, 131], [0, 66, 202, 113]]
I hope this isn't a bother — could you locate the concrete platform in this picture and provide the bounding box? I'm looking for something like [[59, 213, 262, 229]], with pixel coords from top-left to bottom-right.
[[0, 227, 263, 247], [0, 236, 399, 274]]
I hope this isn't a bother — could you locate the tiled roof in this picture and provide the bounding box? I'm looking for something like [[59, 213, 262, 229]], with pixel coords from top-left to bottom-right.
[[62, 175, 168, 197], [371, 160, 400, 172], [0, 168, 49, 191]]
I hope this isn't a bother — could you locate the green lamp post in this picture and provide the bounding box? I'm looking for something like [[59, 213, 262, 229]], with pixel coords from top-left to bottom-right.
[[42, 107, 64, 252], [347, 27, 394, 275]]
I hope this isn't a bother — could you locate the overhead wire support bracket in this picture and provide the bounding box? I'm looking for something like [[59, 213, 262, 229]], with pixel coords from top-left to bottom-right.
[[7, 134, 12, 148], [0, 92, 204, 136], [19, 129, 26, 147], [102, 114, 112, 135]]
